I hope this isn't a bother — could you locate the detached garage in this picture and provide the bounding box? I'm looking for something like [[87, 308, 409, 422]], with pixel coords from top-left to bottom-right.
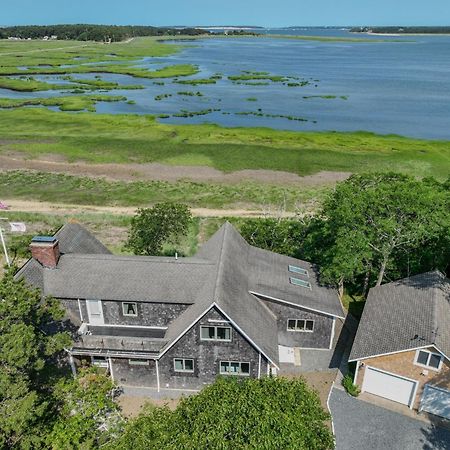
[[349, 271, 450, 414], [362, 366, 418, 408]]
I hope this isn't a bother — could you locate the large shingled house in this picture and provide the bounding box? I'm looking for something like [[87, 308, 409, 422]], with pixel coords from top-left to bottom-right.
[[16, 222, 344, 393]]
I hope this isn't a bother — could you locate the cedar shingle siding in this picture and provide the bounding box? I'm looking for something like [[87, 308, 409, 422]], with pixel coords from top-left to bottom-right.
[[16, 222, 343, 390]]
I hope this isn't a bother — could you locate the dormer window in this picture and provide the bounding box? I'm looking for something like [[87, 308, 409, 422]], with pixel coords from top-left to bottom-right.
[[122, 302, 138, 317], [287, 319, 314, 332]]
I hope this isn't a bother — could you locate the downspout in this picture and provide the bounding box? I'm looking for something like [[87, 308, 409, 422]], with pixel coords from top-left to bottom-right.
[[258, 353, 261, 379], [353, 361, 360, 385], [156, 359, 160, 392], [66, 349, 76, 377], [108, 357, 114, 382]]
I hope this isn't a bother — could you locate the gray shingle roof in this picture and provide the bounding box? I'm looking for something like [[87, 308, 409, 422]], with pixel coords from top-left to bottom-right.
[[54, 223, 111, 255], [248, 246, 344, 318], [349, 271, 450, 362], [43, 254, 216, 303], [18, 222, 344, 367]]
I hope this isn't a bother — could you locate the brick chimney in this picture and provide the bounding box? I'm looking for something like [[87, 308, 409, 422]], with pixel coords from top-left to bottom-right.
[[30, 236, 60, 268]]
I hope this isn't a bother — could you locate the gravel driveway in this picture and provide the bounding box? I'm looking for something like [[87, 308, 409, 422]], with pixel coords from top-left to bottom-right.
[[329, 388, 450, 450]]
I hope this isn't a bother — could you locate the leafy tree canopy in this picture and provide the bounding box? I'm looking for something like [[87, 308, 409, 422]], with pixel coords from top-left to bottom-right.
[[237, 173, 449, 297], [0, 25, 208, 42], [125, 203, 192, 256], [110, 376, 334, 450], [239, 217, 306, 256], [0, 271, 71, 449], [314, 173, 449, 294], [48, 367, 123, 449]]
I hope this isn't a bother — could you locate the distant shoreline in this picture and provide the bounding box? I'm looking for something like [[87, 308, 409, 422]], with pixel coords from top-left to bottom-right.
[[353, 31, 450, 36]]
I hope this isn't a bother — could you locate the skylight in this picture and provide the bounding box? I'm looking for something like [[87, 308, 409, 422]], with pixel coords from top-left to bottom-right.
[[290, 277, 311, 289], [288, 265, 308, 276]]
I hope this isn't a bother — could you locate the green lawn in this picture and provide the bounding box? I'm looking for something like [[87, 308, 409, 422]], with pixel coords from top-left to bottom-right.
[[0, 108, 449, 179]]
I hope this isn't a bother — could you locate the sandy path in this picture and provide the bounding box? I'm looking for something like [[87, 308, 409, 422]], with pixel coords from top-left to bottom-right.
[[1, 199, 298, 218], [0, 154, 350, 186]]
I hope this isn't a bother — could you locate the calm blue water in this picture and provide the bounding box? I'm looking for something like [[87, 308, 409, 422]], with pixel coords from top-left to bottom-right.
[[4, 29, 450, 139]]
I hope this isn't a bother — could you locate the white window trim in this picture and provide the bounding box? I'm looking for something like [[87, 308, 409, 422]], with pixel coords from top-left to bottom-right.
[[129, 359, 149, 366], [91, 356, 109, 368], [287, 318, 314, 333], [174, 358, 195, 373], [219, 360, 250, 376], [413, 349, 443, 371], [288, 265, 309, 277], [122, 302, 138, 317], [200, 325, 232, 342]]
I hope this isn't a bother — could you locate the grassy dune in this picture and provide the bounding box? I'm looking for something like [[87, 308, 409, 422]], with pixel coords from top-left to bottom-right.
[[0, 109, 448, 180]]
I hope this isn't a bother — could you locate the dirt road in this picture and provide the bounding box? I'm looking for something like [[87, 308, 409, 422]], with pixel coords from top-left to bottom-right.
[[1, 199, 298, 218]]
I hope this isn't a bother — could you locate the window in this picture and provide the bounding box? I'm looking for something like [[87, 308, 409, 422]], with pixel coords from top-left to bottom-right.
[[122, 302, 138, 317], [287, 319, 314, 332], [129, 359, 149, 366], [174, 358, 194, 373], [290, 277, 311, 289], [414, 350, 442, 370], [200, 326, 232, 341], [220, 361, 250, 376], [288, 265, 308, 276], [92, 356, 108, 368]]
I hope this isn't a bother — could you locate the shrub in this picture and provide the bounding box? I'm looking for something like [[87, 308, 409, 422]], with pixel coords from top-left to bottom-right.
[[342, 374, 360, 397]]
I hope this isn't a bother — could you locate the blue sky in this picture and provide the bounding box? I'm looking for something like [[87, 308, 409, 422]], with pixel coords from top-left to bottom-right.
[[2, 0, 449, 27]]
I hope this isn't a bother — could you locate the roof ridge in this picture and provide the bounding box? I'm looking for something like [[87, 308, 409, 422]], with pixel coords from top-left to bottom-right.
[[431, 282, 439, 345], [431, 272, 449, 346], [59, 253, 214, 265], [211, 223, 230, 302]]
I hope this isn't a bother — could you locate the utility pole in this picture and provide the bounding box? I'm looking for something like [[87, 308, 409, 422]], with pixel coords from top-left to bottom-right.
[[0, 219, 10, 267]]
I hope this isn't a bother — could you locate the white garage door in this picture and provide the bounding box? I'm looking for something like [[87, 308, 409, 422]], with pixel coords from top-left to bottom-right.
[[362, 366, 417, 407]]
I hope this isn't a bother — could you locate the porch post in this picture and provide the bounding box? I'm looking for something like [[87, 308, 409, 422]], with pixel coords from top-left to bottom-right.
[[69, 353, 77, 377]]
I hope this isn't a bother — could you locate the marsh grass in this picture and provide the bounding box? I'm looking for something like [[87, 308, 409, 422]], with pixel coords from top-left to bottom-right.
[[0, 95, 126, 111], [0, 75, 143, 92], [0, 170, 320, 210], [0, 109, 448, 180], [174, 78, 216, 85]]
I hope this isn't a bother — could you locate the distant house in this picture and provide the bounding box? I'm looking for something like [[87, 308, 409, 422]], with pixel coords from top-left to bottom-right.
[[16, 222, 344, 393], [349, 271, 450, 419]]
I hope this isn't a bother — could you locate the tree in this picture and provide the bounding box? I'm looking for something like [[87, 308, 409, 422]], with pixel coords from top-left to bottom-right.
[[48, 367, 123, 449], [317, 173, 449, 294], [240, 218, 306, 256], [0, 271, 71, 449], [125, 203, 192, 256], [110, 377, 334, 450]]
